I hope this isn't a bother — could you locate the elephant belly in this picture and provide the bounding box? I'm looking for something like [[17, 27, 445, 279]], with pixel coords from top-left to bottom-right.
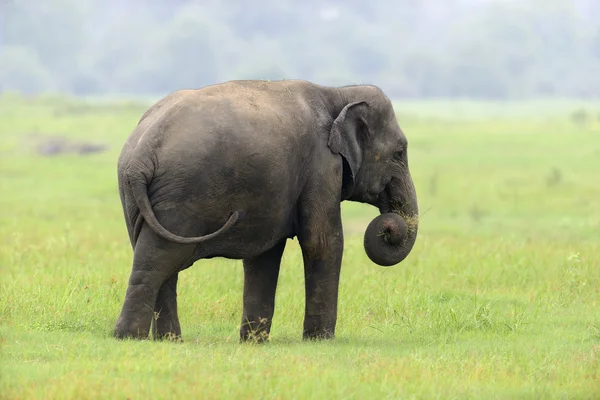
[[191, 205, 298, 260]]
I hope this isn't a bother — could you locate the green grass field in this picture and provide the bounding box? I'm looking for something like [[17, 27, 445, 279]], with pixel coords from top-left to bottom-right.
[[1, 93, 599, 399]]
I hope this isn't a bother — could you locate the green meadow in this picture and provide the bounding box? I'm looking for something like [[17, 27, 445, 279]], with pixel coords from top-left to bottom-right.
[[1, 93, 599, 399]]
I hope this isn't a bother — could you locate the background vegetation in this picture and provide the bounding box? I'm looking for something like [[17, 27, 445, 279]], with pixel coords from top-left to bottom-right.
[[1, 95, 599, 398], [1, 0, 600, 99]]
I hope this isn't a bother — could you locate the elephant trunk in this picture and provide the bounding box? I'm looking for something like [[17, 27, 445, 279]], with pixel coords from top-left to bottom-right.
[[363, 177, 419, 266]]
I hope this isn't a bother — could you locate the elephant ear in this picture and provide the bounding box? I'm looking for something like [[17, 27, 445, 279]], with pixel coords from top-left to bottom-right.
[[328, 101, 370, 195]]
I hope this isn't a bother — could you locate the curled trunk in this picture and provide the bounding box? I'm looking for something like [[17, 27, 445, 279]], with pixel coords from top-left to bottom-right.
[[363, 177, 419, 266]]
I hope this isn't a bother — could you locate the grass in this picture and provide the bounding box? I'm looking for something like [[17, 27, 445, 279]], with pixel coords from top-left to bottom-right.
[[1, 92, 600, 399]]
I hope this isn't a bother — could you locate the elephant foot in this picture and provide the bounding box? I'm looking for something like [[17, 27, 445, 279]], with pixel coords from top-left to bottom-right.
[[152, 312, 183, 342], [302, 329, 335, 341], [302, 315, 336, 340], [240, 317, 272, 343], [114, 320, 182, 342], [153, 332, 183, 343], [113, 327, 150, 340], [113, 315, 152, 340], [240, 332, 271, 344]]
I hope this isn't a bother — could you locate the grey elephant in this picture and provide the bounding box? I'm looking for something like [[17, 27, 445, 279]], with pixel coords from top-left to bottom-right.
[[114, 79, 419, 342]]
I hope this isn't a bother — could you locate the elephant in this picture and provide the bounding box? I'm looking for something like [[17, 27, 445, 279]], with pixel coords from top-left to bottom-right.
[[113, 79, 419, 342]]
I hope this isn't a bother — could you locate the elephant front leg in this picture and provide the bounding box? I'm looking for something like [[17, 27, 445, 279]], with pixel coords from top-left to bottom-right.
[[152, 273, 182, 341], [240, 240, 286, 343], [298, 204, 344, 340]]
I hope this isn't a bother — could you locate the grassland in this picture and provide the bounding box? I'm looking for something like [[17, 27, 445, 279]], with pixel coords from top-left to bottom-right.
[[1, 93, 599, 399]]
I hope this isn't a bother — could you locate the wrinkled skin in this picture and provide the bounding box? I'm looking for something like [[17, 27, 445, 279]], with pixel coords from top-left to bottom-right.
[[114, 79, 419, 342]]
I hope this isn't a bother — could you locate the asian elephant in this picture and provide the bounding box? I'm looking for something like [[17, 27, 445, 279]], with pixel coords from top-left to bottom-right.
[[114, 79, 419, 342]]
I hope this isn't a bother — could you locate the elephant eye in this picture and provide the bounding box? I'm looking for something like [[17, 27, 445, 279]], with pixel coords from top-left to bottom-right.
[[392, 149, 403, 161]]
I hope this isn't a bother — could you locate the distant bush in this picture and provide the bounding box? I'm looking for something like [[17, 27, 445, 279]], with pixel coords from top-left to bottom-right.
[[570, 109, 590, 126], [1, 0, 600, 99]]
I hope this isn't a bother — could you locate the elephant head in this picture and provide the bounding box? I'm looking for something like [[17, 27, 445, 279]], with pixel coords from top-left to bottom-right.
[[328, 86, 419, 266]]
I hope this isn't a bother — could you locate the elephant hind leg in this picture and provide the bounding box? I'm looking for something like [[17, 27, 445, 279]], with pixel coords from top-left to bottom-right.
[[240, 240, 286, 343], [152, 273, 183, 341], [114, 224, 195, 340]]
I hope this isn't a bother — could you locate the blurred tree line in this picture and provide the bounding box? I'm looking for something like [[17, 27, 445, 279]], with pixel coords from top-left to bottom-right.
[[1, 0, 599, 99]]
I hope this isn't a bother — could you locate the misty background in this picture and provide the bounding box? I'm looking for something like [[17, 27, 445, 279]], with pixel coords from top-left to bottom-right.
[[1, 0, 599, 99]]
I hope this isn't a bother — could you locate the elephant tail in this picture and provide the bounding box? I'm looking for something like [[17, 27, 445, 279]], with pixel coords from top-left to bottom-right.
[[127, 172, 239, 244]]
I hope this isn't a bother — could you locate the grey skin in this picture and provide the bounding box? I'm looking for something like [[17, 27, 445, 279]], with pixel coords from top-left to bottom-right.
[[114, 79, 419, 342]]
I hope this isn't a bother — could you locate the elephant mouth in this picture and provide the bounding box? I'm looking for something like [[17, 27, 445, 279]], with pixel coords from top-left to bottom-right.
[[377, 184, 394, 214], [377, 181, 414, 217]]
